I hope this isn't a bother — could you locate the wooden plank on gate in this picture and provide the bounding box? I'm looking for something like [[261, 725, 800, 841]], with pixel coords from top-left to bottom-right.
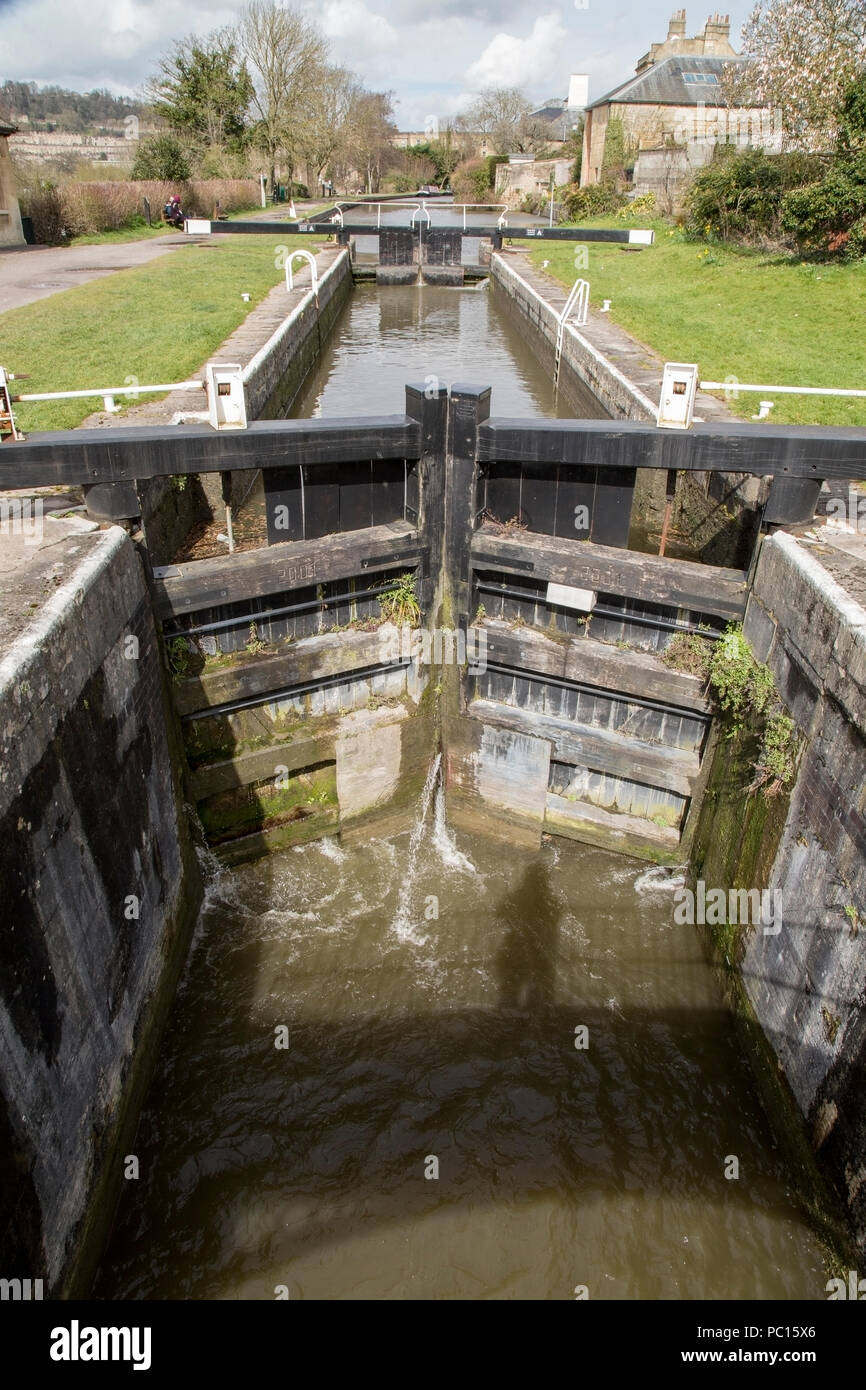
[[470, 529, 747, 619]]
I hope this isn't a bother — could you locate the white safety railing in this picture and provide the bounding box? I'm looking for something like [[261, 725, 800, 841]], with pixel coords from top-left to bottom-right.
[[700, 379, 866, 398], [284, 248, 319, 299], [13, 380, 205, 414], [700, 378, 866, 423], [347, 200, 508, 231], [554, 278, 590, 391]]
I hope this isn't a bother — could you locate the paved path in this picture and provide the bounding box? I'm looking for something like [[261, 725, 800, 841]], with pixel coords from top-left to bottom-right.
[[0, 234, 192, 313], [0, 204, 317, 315]]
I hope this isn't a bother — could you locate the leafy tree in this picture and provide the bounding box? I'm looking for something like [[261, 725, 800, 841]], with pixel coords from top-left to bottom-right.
[[130, 133, 191, 181], [237, 0, 327, 192], [148, 31, 253, 160], [400, 139, 460, 188], [723, 0, 866, 150], [837, 69, 866, 151]]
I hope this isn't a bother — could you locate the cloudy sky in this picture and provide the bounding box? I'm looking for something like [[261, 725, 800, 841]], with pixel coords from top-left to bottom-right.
[[0, 0, 754, 127]]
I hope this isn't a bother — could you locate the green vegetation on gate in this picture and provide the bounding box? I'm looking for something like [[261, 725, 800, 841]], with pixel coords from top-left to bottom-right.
[[519, 218, 866, 427], [0, 233, 325, 432]]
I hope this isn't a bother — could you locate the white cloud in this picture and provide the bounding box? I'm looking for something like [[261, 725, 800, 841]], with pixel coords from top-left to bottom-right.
[[464, 11, 569, 91], [0, 0, 240, 91], [320, 0, 398, 50]]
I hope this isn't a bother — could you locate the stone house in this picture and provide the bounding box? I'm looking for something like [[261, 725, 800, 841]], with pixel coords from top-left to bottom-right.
[[580, 11, 781, 202], [495, 155, 574, 205]]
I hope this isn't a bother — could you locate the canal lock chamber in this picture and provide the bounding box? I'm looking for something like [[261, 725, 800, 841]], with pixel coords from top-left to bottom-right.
[[3, 261, 865, 1299]]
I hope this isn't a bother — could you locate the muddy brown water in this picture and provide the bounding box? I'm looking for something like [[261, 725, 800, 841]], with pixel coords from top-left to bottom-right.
[[96, 777, 829, 1300], [95, 285, 830, 1300]]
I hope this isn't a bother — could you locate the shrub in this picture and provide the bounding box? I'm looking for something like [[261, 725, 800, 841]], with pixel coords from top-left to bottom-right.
[[451, 158, 491, 203], [22, 178, 260, 241], [685, 147, 824, 244], [131, 134, 192, 182], [559, 183, 627, 221], [602, 115, 628, 182], [451, 154, 507, 204], [62, 180, 141, 234], [847, 215, 866, 257], [518, 191, 547, 216], [781, 152, 866, 257], [616, 191, 656, 219], [708, 625, 774, 733], [706, 624, 800, 797], [25, 181, 67, 244]]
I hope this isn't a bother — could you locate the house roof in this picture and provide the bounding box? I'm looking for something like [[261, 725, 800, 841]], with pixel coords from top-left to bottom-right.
[[587, 55, 747, 111], [531, 104, 568, 123]]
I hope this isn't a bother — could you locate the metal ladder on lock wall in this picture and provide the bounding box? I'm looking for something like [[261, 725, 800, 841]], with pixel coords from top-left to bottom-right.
[[553, 278, 590, 392]]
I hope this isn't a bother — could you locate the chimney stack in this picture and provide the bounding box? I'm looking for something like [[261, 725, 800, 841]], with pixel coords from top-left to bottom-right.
[[567, 74, 589, 110], [667, 9, 687, 40], [704, 11, 731, 42]]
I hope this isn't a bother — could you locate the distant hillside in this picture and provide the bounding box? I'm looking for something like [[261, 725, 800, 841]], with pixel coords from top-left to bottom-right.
[[0, 80, 148, 134]]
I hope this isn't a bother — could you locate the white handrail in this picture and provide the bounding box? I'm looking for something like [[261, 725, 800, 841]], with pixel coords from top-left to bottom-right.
[[284, 248, 319, 298]]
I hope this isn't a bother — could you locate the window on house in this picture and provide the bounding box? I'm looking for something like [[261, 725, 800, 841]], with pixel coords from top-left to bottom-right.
[[682, 72, 719, 84]]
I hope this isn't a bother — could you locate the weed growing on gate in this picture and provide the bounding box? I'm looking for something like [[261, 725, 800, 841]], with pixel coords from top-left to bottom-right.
[[378, 573, 420, 626]]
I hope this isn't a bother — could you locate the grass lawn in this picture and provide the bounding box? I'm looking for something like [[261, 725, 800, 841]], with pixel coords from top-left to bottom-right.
[[69, 222, 178, 247], [516, 217, 866, 427], [0, 231, 330, 431]]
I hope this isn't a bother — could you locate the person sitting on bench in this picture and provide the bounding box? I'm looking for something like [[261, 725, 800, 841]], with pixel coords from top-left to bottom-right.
[[163, 195, 184, 229]]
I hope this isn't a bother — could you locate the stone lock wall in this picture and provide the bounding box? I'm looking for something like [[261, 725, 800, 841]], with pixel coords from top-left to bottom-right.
[[0, 528, 201, 1293], [694, 532, 866, 1256]]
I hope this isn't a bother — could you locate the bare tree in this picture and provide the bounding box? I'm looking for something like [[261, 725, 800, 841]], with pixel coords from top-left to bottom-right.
[[723, 0, 866, 151], [462, 87, 546, 155], [297, 65, 359, 194], [347, 90, 397, 194], [237, 0, 328, 191]]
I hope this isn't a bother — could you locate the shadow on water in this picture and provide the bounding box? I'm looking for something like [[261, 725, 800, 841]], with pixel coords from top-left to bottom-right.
[[496, 862, 561, 1010], [93, 829, 839, 1302]]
